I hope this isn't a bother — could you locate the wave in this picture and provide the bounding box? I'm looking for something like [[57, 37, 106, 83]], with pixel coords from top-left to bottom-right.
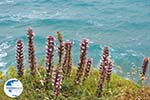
[[0, 42, 10, 50], [87, 20, 104, 27], [0, 62, 7, 67], [0, 0, 14, 5], [0, 7, 69, 24], [0, 37, 12, 68]]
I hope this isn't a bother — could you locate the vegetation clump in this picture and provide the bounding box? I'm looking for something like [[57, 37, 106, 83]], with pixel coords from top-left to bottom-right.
[[96, 46, 112, 97], [0, 28, 150, 100]]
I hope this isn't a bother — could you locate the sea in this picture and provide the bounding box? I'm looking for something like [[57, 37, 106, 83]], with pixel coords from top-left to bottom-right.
[[0, 0, 150, 77]]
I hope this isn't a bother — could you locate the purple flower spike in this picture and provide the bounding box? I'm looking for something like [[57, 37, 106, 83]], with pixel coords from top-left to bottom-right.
[[52, 67, 63, 97], [58, 43, 64, 66], [96, 46, 112, 97], [63, 40, 73, 77], [75, 39, 89, 85], [141, 57, 149, 77], [106, 58, 113, 83], [16, 40, 24, 78], [57, 32, 64, 66], [27, 28, 37, 76], [45, 36, 55, 83], [83, 58, 92, 81]]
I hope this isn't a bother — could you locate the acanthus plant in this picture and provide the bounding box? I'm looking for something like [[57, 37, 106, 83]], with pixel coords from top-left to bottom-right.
[[106, 58, 113, 88], [45, 36, 55, 84], [83, 58, 92, 81], [57, 32, 64, 66], [16, 40, 24, 78], [52, 67, 63, 98], [27, 28, 37, 76], [12, 28, 150, 99], [75, 39, 89, 85], [141, 57, 149, 77], [140, 57, 149, 85], [50, 32, 64, 98], [62, 40, 73, 77], [96, 46, 112, 97]]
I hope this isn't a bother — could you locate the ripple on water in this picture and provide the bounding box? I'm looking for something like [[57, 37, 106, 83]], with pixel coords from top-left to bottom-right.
[[0, 42, 10, 68]]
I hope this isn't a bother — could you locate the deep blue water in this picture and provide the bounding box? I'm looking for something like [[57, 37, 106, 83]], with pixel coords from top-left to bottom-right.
[[0, 0, 150, 75]]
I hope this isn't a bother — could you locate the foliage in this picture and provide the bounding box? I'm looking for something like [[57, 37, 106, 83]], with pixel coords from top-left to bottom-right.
[[0, 71, 2, 79], [0, 66, 149, 100], [1, 28, 150, 100]]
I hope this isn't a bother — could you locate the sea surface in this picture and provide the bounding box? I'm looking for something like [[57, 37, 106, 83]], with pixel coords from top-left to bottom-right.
[[0, 0, 150, 76]]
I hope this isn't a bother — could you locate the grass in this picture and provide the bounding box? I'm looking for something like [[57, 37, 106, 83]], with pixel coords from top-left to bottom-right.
[[0, 66, 150, 100]]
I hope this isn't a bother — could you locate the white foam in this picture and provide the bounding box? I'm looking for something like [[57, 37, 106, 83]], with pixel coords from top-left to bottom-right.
[[120, 53, 127, 57], [0, 0, 14, 5], [6, 0, 14, 3], [87, 20, 103, 27], [0, 52, 7, 58], [0, 42, 10, 50], [0, 41, 10, 68], [0, 62, 7, 67]]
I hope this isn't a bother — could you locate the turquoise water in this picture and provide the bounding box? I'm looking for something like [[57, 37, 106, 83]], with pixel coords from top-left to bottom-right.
[[0, 0, 150, 74]]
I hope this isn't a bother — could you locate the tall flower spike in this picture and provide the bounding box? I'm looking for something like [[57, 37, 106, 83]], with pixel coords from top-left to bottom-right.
[[141, 57, 149, 77], [96, 46, 109, 97], [16, 40, 24, 78], [57, 32, 64, 66], [45, 36, 55, 83], [83, 58, 92, 81], [58, 44, 64, 66], [106, 58, 113, 83], [52, 67, 63, 97], [27, 28, 37, 76], [62, 41, 73, 77], [75, 39, 89, 85]]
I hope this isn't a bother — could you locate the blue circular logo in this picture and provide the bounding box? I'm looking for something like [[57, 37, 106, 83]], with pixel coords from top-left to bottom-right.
[[4, 78, 23, 98]]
